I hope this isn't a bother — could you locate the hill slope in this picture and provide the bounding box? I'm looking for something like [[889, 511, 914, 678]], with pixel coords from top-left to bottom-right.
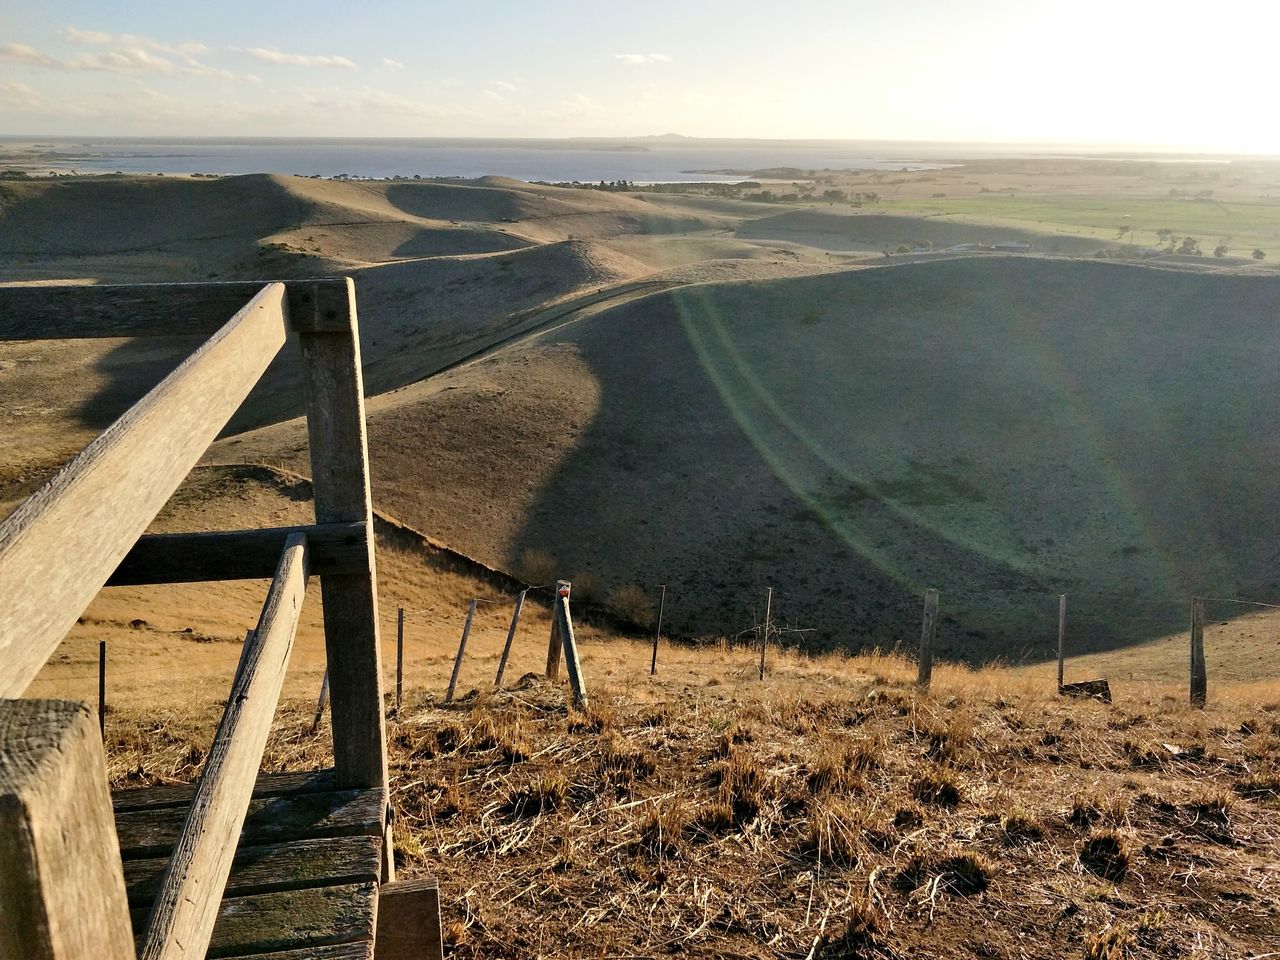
[[223, 256, 1280, 660]]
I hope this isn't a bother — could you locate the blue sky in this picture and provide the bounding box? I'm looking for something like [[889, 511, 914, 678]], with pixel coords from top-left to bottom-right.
[[1, 0, 1275, 150]]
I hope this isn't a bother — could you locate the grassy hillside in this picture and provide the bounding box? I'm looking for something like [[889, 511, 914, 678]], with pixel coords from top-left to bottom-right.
[[737, 210, 1104, 254], [222, 256, 1280, 663]]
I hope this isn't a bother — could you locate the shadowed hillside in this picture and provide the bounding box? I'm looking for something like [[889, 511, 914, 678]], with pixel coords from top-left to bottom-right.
[[221, 256, 1280, 661]]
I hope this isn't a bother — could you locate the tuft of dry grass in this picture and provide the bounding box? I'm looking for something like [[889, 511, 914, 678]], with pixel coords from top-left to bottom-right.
[[1078, 829, 1131, 882], [912, 766, 962, 806], [999, 806, 1044, 845], [803, 794, 862, 867]]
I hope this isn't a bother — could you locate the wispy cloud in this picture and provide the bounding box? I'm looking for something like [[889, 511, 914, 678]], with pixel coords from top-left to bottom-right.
[[239, 47, 358, 69], [381, 57, 405, 71], [0, 43, 60, 67], [62, 27, 209, 58], [615, 53, 672, 65], [491, 79, 521, 93], [0, 42, 176, 74]]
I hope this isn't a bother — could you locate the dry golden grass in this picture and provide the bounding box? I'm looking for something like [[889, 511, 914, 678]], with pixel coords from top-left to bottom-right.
[[96, 637, 1280, 960]]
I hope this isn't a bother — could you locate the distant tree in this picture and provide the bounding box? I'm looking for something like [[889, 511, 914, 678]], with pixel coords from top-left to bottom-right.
[[895, 244, 911, 254], [1178, 236, 1201, 256], [1253, 248, 1267, 260], [1214, 243, 1229, 258]]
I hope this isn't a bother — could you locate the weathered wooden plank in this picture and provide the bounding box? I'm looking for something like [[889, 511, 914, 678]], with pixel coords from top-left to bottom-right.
[[113, 769, 337, 813], [124, 835, 381, 908], [130, 882, 377, 959], [0, 282, 289, 699], [116, 787, 384, 859], [374, 878, 443, 960], [298, 277, 387, 793], [219, 944, 371, 960], [140, 534, 310, 960], [223, 943, 372, 960], [0, 279, 352, 340], [108, 522, 368, 586], [0, 699, 134, 960]]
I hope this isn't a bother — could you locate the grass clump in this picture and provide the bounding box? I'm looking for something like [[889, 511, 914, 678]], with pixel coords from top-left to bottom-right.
[[912, 766, 962, 806], [1079, 829, 1131, 882], [803, 795, 861, 867], [505, 771, 568, 818], [895, 848, 992, 896], [999, 806, 1044, 845]]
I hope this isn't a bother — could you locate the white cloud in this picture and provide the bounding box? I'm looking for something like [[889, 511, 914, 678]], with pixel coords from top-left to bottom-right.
[[491, 80, 521, 93], [615, 53, 672, 64], [1, 42, 178, 74], [381, 57, 405, 71], [0, 43, 60, 67], [239, 47, 358, 69], [68, 48, 176, 74], [62, 27, 209, 58]]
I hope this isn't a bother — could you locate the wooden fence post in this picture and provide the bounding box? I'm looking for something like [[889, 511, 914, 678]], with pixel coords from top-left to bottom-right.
[[1190, 596, 1207, 708], [298, 277, 387, 792], [1057, 594, 1066, 691], [0, 699, 135, 959], [917, 589, 939, 688], [395, 607, 404, 714], [555, 595, 589, 709], [650, 584, 666, 676], [98, 640, 106, 737], [758, 586, 773, 681], [494, 590, 526, 687], [312, 669, 330, 733], [445, 600, 478, 705], [545, 580, 571, 679]]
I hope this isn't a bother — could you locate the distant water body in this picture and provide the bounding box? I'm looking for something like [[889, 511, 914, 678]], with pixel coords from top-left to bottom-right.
[[6, 137, 992, 182], [3, 137, 1235, 183]]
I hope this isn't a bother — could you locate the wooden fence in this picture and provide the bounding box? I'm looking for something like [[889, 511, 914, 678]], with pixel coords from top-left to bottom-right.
[[0, 280, 436, 959]]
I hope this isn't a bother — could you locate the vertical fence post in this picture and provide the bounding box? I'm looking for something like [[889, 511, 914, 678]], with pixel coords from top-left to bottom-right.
[[0, 700, 136, 959], [1057, 594, 1066, 691], [545, 580, 571, 679], [298, 278, 386, 793], [494, 589, 526, 687], [98, 639, 107, 737], [758, 586, 773, 681], [650, 584, 667, 676], [556, 593, 589, 709], [395, 607, 404, 714], [1190, 595, 1207, 708], [917, 589, 939, 688], [312, 669, 330, 733], [445, 600, 478, 705]]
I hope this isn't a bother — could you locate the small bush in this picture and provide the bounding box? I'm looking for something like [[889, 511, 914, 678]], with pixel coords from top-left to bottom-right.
[[518, 547, 557, 585], [571, 572, 602, 604], [608, 584, 655, 628]]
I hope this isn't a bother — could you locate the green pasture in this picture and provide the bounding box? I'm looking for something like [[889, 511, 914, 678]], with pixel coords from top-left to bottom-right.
[[880, 195, 1280, 256]]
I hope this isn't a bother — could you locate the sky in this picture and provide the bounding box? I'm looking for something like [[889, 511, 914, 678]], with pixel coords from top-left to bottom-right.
[[1, 0, 1277, 151]]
